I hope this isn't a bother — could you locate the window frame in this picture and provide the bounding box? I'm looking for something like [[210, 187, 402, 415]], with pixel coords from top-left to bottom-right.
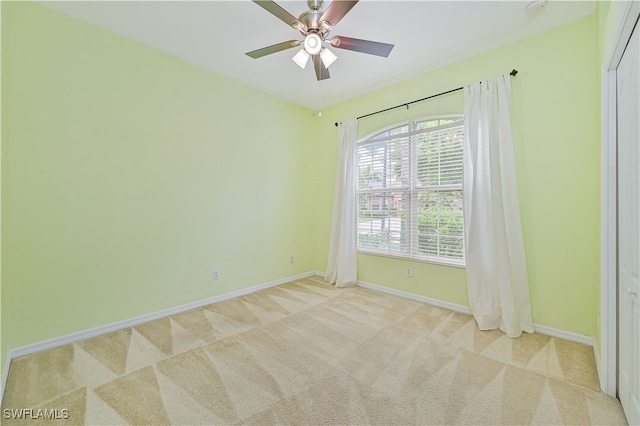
[[355, 115, 466, 268]]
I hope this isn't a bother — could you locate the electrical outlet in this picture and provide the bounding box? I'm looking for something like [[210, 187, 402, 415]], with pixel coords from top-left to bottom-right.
[[213, 269, 220, 280], [289, 255, 295, 264], [406, 267, 413, 277]]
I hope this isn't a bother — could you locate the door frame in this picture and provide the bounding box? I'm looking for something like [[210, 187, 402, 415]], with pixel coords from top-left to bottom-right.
[[601, 0, 640, 398]]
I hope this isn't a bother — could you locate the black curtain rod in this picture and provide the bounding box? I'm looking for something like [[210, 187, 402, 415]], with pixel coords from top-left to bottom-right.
[[334, 69, 518, 127]]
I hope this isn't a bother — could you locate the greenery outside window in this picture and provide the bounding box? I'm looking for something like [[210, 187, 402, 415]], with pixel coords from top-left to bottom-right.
[[356, 116, 465, 266]]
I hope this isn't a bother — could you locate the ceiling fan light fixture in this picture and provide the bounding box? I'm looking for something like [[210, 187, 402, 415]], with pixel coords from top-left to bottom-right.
[[303, 33, 322, 55], [320, 47, 338, 68], [292, 49, 310, 69]]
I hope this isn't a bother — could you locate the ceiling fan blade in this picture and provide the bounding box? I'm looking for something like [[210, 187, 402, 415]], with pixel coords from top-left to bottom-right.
[[319, 1, 358, 30], [252, 0, 306, 32], [246, 40, 301, 59], [332, 36, 394, 57], [312, 55, 330, 81]]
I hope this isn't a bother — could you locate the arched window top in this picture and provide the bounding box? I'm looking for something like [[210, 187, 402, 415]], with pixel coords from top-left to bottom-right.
[[359, 115, 464, 143]]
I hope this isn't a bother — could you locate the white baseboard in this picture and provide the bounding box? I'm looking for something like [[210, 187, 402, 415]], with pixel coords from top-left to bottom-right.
[[593, 340, 603, 393], [1, 355, 11, 404], [0, 271, 317, 401], [532, 323, 594, 346], [356, 279, 473, 314], [356, 279, 595, 347]]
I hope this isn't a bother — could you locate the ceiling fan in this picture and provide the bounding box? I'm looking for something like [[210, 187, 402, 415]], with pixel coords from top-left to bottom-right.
[[246, 0, 394, 81]]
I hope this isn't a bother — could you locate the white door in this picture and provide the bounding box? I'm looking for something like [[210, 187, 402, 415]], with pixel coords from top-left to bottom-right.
[[618, 19, 640, 426]]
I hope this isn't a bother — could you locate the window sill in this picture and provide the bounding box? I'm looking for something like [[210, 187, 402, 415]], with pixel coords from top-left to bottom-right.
[[357, 249, 466, 269]]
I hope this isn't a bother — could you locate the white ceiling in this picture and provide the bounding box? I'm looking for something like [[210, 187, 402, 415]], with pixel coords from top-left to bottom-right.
[[40, 0, 596, 109]]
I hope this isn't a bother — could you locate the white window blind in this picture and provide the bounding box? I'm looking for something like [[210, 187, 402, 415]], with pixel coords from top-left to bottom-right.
[[356, 117, 465, 266]]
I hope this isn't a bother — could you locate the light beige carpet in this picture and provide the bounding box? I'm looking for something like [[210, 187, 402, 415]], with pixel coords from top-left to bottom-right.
[[1, 276, 628, 425]]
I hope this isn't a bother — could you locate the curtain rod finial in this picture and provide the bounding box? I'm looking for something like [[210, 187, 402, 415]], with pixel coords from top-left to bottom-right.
[[335, 122, 339, 127], [510, 69, 518, 76]]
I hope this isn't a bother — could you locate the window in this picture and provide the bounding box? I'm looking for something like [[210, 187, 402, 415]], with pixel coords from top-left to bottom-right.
[[356, 116, 465, 266]]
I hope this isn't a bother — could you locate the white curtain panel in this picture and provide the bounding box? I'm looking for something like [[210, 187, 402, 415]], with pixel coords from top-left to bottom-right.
[[325, 118, 358, 288], [463, 75, 534, 338]]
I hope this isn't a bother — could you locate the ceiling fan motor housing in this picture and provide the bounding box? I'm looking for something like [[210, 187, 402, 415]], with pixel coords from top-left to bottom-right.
[[298, 9, 324, 35]]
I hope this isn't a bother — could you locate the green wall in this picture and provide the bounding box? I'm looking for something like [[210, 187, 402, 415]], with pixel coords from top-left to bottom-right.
[[0, 0, 3, 383], [598, 1, 621, 63], [314, 14, 601, 337], [1, 2, 316, 375]]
